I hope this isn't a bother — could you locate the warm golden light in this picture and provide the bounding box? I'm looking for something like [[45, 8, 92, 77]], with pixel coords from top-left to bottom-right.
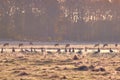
[[108, 0, 112, 3]]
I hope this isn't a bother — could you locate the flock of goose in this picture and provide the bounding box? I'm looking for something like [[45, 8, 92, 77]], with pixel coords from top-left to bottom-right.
[[0, 43, 119, 54]]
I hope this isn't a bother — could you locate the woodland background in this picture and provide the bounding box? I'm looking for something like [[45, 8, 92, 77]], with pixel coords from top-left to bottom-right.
[[0, 0, 120, 42]]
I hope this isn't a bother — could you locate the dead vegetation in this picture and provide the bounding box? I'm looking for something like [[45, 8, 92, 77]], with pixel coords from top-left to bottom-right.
[[0, 52, 120, 80]]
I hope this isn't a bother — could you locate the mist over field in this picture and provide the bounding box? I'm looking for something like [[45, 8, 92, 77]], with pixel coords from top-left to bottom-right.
[[0, 0, 120, 42]]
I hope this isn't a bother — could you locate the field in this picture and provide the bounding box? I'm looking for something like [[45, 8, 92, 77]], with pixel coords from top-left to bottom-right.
[[0, 52, 120, 80]]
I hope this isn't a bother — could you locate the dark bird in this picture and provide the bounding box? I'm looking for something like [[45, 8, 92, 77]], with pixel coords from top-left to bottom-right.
[[19, 43, 23, 47], [30, 47, 33, 52], [71, 48, 75, 53], [103, 44, 108, 47], [41, 48, 45, 53], [3, 43, 9, 46], [12, 47, 15, 52], [29, 42, 33, 45], [85, 47, 87, 52], [65, 48, 67, 52], [57, 48, 61, 53], [54, 44, 59, 46], [65, 44, 70, 47], [69, 48, 71, 53], [94, 44, 99, 47], [115, 44, 118, 47], [109, 48, 113, 53], [77, 50, 82, 54], [94, 48, 100, 54], [1, 48, 4, 53]]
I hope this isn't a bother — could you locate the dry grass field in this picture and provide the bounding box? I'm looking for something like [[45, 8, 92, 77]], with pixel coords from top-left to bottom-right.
[[0, 52, 120, 80]]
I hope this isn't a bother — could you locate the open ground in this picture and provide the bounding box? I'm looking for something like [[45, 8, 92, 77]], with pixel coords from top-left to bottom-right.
[[0, 51, 120, 80]]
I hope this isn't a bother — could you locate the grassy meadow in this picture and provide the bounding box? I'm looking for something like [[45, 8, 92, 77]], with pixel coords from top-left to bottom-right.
[[0, 52, 120, 80]]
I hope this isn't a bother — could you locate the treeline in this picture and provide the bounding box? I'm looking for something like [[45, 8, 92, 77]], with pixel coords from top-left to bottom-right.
[[0, 0, 120, 42]]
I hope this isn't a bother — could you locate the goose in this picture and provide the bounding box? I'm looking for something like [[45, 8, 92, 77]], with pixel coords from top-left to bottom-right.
[[115, 44, 118, 47], [19, 43, 23, 47], [77, 49, 82, 54], [12, 47, 15, 52], [54, 44, 59, 46], [103, 44, 108, 47], [1, 48, 4, 53], [94, 44, 99, 47], [65, 44, 70, 47], [3, 43, 9, 46], [109, 48, 113, 53], [94, 48, 100, 54]]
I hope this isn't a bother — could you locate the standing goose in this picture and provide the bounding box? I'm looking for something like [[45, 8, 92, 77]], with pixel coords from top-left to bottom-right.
[[94, 48, 100, 54], [109, 48, 113, 53], [115, 44, 118, 47]]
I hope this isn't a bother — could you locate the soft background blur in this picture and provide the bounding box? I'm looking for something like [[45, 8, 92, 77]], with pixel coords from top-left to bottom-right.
[[0, 0, 120, 42]]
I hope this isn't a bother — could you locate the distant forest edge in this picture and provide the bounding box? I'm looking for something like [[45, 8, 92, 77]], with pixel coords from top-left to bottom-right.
[[0, 0, 120, 42]]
